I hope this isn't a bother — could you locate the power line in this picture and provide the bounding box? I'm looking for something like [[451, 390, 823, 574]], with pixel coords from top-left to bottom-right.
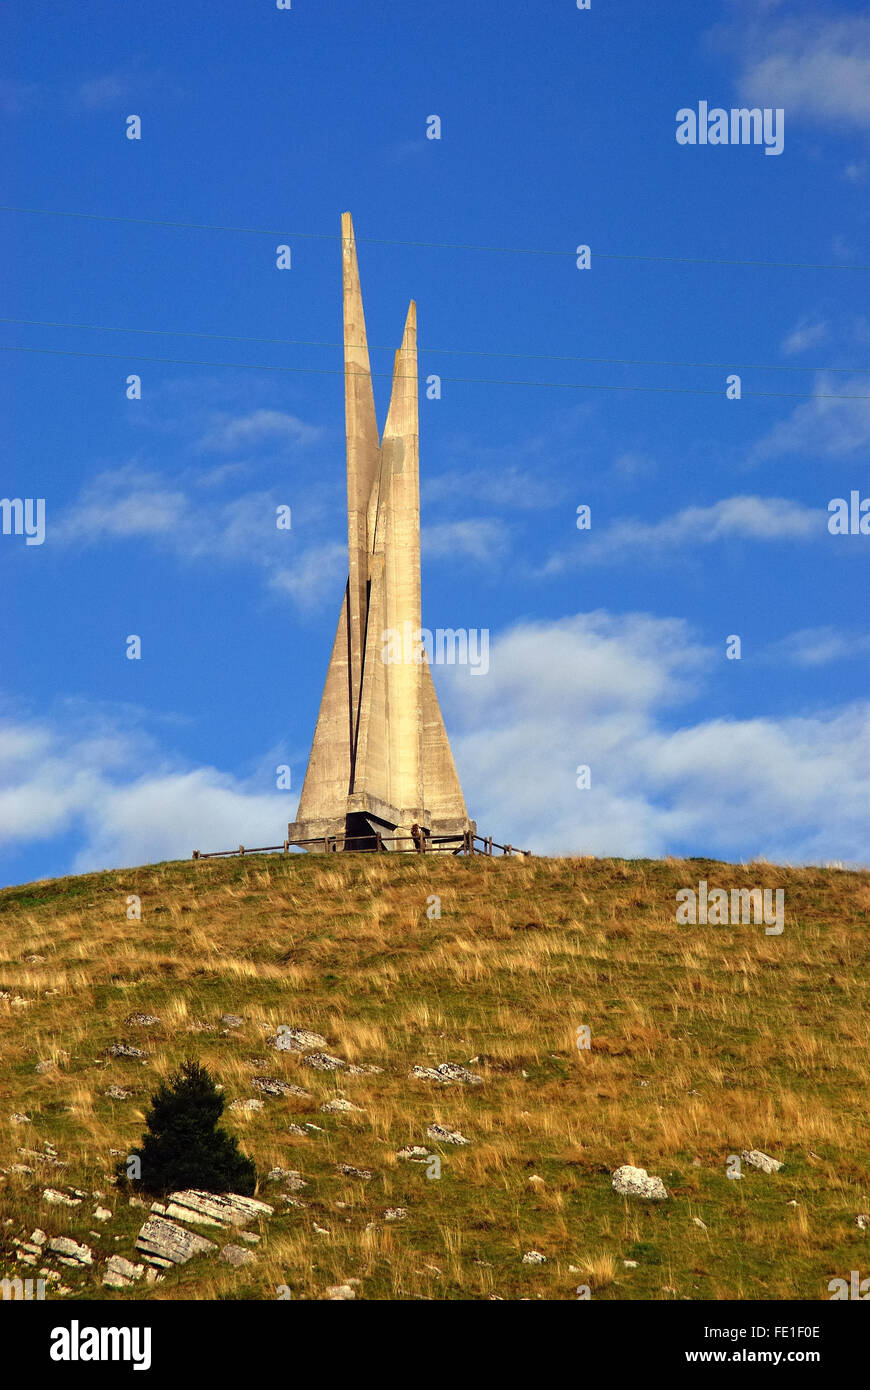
[[3, 342, 869, 399], [2, 203, 868, 272], [2, 315, 868, 377]]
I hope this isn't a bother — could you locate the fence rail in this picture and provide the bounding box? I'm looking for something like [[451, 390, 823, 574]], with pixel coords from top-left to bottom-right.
[[191, 831, 529, 859]]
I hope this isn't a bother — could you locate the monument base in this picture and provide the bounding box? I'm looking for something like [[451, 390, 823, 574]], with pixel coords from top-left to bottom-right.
[[288, 796, 476, 853]]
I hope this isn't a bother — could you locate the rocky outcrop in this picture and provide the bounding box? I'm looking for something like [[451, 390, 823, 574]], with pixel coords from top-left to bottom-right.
[[161, 1189, 273, 1229], [611, 1165, 669, 1201], [47, 1236, 94, 1268], [741, 1149, 783, 1174], [427, 1124, 470, 1145], [251, 1077, 310, 1098], [102, 1255, 145, 1289], [270, 1027, 328, 1052], [135, 1215, 217, 1268], [410, 1063, 483, 1086]]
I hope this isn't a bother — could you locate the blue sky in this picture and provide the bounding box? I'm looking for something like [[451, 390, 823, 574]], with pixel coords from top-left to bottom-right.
[[2, 0, 869, 884]]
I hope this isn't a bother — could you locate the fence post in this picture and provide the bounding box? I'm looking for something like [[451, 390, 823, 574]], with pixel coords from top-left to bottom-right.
[[239, 845, 245, 856]]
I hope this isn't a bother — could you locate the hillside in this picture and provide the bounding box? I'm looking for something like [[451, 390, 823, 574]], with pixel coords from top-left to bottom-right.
[[1, 851, 868, 1301]]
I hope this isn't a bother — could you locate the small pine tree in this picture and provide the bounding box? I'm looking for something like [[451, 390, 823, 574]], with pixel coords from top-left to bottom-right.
[[123, 1060, 257, 1196]]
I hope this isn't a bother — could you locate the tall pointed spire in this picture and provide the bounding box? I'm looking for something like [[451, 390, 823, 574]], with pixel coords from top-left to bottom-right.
[[382, 302, 423, 817], [289, 216, 474, 851], [341, 211, 380, 772]]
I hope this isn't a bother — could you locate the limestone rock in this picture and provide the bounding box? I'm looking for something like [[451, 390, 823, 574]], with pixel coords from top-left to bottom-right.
[[228, 1098, 264, 1113], [303, 1052, 347, 1072], [324, 1283, 356, 1299], [426, 1124, 469, 1145], [410, 1063, 482, 1086], [102, 1255, 144, 1288], [522, 1250, 547, 1264], [162, 1190, 273, 1229], [104, 1086, 131, 1100], [18, 1147, 66, 1169], [270, 1027, 328, 1053], [612, 1165, 669, 1201], [135, 1214, 217, 1267], [42, 1188, 81, 1207], [337, 1164, 373, 1181], [124, 1013, 161, 1028], [48, 1236, 93, 1266], [267, 1168, 307, 1191], [221, 1243, 256, 1267], [397, 1146, 430, 1162], [93, 1206, 112, 1222], [384, 1207, 407, 1221], [107, 1043, 148, 1059], [9, 1112, 31, 1124], [741, 1149, 782, 1174], [320, 1098, 364, 1114], [251, 1077, 308, 1098], [220, 1014, 244, 1029]]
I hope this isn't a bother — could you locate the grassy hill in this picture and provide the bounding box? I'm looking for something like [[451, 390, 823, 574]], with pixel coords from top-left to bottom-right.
[[1, 850, 868, 1301]]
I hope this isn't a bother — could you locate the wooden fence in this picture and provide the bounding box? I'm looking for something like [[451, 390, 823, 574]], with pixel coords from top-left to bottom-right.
[[191, 831, 529, 859]]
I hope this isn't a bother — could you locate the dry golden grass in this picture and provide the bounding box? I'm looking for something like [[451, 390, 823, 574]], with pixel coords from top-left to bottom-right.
[[0, 851, 867, 1300]]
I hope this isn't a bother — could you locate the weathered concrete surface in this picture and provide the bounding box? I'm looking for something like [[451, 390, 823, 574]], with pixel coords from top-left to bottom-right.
[[289, 213, 474, 851]]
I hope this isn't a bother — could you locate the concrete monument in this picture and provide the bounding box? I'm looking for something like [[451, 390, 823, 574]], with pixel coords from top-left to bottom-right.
[[288, 213, 475, 851]]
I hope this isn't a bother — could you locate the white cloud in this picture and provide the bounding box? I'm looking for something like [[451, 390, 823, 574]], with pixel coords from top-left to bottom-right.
[[54, 466, 342, 612], [77, 74, 129, 109], [423, 464, 561, 510], [544, 495, 820, 571], [198, 410, 323, 453], [0, 707, 291, 875], [766, 626, 870, 668], [753, 374, 870, 460], [58, 482, 187, 542], [726, 14, 870, 129], [780, 316, 828, 355], [423, 520, 508, 563], [4, 610, 868, 877], [269, 542, 347, 608], [440, 612, 870, 865]]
